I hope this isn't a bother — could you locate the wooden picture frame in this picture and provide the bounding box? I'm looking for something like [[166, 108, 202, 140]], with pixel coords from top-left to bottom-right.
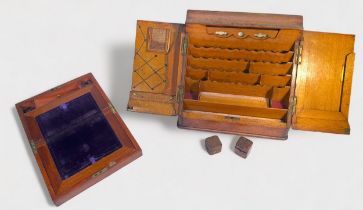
[[16, 73, 142, 206]]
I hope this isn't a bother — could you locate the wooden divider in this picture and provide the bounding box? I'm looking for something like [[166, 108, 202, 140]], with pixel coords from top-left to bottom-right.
[[183, 99, 288, 120]]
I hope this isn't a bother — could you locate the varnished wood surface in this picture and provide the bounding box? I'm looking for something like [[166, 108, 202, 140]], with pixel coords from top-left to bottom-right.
[[188, 45, 294, 62], [292, 31, 355, 133], [179, 12, 297, 139], [187, 24, 301, 51], [128, 20, 183, 116], [127, 10, 356, 139], [199, 92, 269, 108], [178, 115, 288, 140], [186, 10, 303, 30]]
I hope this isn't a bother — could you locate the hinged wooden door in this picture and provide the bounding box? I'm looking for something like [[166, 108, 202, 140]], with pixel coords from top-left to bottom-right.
[[127, 20, 184, 115], [292, 31, 355, 134]]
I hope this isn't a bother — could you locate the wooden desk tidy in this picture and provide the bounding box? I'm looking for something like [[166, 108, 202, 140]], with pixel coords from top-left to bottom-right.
[[127, 10, 355, 140]]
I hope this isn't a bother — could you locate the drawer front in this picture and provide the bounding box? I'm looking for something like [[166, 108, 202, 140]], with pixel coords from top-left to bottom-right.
[[178, 111, 288, 139], [187, 24, 301, 52]]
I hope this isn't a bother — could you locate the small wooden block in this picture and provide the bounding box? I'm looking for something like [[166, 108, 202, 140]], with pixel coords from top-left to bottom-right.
[[235, 136, 253, 158], [205, 135, 222, 155]]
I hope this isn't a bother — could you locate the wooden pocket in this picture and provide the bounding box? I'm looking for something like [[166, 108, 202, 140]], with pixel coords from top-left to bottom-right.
[[270, 87, 290, 109], [188, 45, 294, 63], [200, 80, 272, 97], [271, 87, 290, 101], [187, 55, 248, 71], [260, 75, 291, 87], [249, 62, 292, 75], [199, 92, 269, 108], [187, 24, 301, 51], [208, 71, 260, 85], [184, 77, 200, 100]]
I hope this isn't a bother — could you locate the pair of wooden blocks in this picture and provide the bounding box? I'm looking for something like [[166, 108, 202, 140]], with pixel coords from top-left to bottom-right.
[[205, 136, 253, 158]]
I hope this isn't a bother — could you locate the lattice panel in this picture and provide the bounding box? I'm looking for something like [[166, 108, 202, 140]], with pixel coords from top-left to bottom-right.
[[132, 23, 171, 93]]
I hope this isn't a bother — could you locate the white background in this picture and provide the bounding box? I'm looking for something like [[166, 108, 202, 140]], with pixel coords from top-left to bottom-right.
[[1, 1, 363, 209]]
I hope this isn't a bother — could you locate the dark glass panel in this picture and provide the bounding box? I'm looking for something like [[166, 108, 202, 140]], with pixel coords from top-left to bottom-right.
[[36, 93, 122, 180]]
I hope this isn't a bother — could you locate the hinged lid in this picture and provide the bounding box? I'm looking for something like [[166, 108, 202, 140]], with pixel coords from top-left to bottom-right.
[[128, 20, 184, 115], [16, 73, 142, 205], [292, 31, 355, 134]]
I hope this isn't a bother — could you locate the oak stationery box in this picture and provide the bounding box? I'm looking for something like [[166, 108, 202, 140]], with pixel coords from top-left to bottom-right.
[[16, 73, 142, 205], [127, 10, 355, 139]]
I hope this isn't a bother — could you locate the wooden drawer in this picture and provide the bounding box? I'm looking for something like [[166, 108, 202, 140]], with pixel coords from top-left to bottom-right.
[[187, 24, 301, 52]]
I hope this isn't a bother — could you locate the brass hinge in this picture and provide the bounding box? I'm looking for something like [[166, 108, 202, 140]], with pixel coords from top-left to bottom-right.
[[176, 85, 184, 103], [30, 140, 38, 154], [292, 96, 297, 115], [297, 43, 303, 64], [181, 36, 188, 55], [108, 102, 116, 114]]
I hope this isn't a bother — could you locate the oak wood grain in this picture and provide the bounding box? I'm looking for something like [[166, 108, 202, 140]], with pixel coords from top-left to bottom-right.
[[292, 31, 355, 133]]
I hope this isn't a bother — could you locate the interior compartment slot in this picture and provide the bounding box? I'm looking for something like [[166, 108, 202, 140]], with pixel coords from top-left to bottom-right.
[[199, 80, 272, 97], [186, 24, 301, 51], [188, 45, 294, 63], [260, 75, 291, 87], [249, 62, 292, 75], [184, 77, 200, 99], [199, 92, 269, 108], [186, 68, 208, 80], [187, 55, 248, 71], [270, 87, 290, 109], [183, 99, 288, 120], [250, 61, 292, 74], [208, 71, 260, 85]]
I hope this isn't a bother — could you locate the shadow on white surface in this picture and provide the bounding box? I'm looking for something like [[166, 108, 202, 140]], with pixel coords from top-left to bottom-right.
[[11, 107, 54, 206], [200, 138, 206, 152], [109, 43, 134, 114]]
